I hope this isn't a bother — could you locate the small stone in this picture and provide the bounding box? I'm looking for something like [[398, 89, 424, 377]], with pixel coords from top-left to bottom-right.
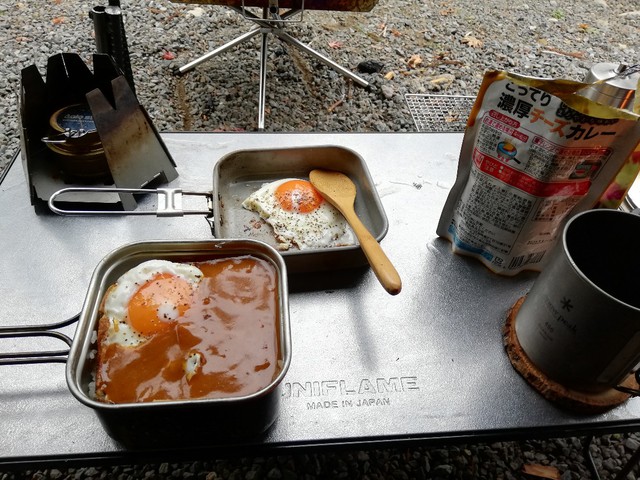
[[266, 467, 282, 479], [603, 458, 619, 471], [433, 464, 453, 475], [381, 84, 395, 99], [357, 60, 384, 74], [624, 437, 640, 451]]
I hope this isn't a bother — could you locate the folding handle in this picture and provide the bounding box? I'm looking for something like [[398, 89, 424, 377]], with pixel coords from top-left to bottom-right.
[[0, 315, 78, 366], [48, 187, 213, 217]]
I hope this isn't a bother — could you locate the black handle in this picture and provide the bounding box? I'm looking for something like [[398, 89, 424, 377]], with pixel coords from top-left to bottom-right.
[[614, 370, 640, 397]]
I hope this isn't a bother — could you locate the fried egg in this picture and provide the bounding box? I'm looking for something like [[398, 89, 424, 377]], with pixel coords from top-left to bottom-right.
[[102, 259, 203, 346], [242, 178, 355, 250]]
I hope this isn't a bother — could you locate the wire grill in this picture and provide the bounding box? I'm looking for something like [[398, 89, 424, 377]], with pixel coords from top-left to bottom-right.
[[405, 94, 475, 133]]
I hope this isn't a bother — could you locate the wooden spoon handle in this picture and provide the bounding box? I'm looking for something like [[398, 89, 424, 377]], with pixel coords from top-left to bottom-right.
[[342, 207, 402, 295]]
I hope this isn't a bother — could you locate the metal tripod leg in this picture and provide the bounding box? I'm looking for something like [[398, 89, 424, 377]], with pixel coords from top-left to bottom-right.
[[257, 9, 269, 130], [177, 27, 262, 74], [229, 5, 368, 87], [178, 6, 301, 76], [271, 29, 369, 87], [176, 5, 370, 128]]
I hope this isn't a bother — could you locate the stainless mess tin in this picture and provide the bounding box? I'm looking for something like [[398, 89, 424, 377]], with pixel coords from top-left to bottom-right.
[[48, 145, 390, 273], [213, 145, 389, 272], [61, 239, 291, 448]]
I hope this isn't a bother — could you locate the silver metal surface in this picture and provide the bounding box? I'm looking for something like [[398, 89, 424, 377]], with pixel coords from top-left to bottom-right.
[[212, 145, 388, 272], [2, 132, 640, 465], [405, 94, 475, 132]]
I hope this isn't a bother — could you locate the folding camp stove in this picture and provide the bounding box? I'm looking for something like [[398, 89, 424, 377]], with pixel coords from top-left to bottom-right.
[[19, 52, 178, 212]]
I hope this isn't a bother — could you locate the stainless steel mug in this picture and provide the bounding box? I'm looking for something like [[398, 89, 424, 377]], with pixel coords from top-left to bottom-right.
[[514, 209, 640, 393]]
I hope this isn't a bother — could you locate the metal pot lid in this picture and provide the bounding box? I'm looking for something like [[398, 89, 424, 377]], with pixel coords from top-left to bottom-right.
[[581, 63, 639, 110]]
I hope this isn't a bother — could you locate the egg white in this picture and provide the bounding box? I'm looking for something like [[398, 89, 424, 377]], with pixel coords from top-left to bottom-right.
[[242, 178, 355, 250], [102, 259, 203, 346]]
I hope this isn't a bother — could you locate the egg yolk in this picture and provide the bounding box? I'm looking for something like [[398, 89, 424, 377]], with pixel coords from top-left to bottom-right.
[[275, 179, 324, 213], [128, 273, 194, 335]]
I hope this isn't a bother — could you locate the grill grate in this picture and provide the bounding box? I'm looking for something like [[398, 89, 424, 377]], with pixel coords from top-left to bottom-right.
[[405, 94, 475, 133]]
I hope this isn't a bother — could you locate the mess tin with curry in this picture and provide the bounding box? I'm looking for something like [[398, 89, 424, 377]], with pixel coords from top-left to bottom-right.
[[66, 239, 291, 448]]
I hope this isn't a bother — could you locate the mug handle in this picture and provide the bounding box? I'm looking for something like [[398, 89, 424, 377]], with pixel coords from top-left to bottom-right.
[[614, 370, 640, 396]]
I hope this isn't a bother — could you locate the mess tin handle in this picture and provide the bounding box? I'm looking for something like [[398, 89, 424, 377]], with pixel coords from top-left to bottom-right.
[[48, 187, 213, 217], [0, 314, 78, 365]]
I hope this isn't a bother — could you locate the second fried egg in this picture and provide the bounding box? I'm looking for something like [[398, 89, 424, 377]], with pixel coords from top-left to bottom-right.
[[242, 178, 355, 250]]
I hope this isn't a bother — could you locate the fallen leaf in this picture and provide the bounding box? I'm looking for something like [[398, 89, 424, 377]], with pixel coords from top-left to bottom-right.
[[462, 33, 483, 48], [384, 71, 395, 80], [578, 23, 590, 30], [52, 16, 65, 25], [407, 54, 423, 69], [162, 51, 176, 60], [327, 97, 344, 112], [430, 74, 455, 85], [522, 464, 561, 480], [321, 22, 341, 32], [328, 40, 343, 49]]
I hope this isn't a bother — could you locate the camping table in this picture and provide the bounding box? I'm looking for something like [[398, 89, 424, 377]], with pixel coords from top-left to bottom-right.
[[1, 132, 639, 472]]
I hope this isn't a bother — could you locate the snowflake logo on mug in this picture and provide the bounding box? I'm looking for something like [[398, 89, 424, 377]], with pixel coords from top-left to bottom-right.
[[560, 297, 574, 312]]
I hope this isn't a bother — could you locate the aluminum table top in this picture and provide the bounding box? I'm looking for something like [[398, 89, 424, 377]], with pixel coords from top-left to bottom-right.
[[1, 132, 639, 466]]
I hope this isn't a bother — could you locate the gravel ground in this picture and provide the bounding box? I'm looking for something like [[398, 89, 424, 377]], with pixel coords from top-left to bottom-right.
[[1, 0, 640, 478]]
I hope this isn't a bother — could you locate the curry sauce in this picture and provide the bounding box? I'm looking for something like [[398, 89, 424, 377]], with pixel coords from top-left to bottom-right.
[[94, 256, 280, 403]]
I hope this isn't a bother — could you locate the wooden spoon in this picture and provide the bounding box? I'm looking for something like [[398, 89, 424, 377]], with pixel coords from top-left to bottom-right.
[[309, 169, 402, 295]]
